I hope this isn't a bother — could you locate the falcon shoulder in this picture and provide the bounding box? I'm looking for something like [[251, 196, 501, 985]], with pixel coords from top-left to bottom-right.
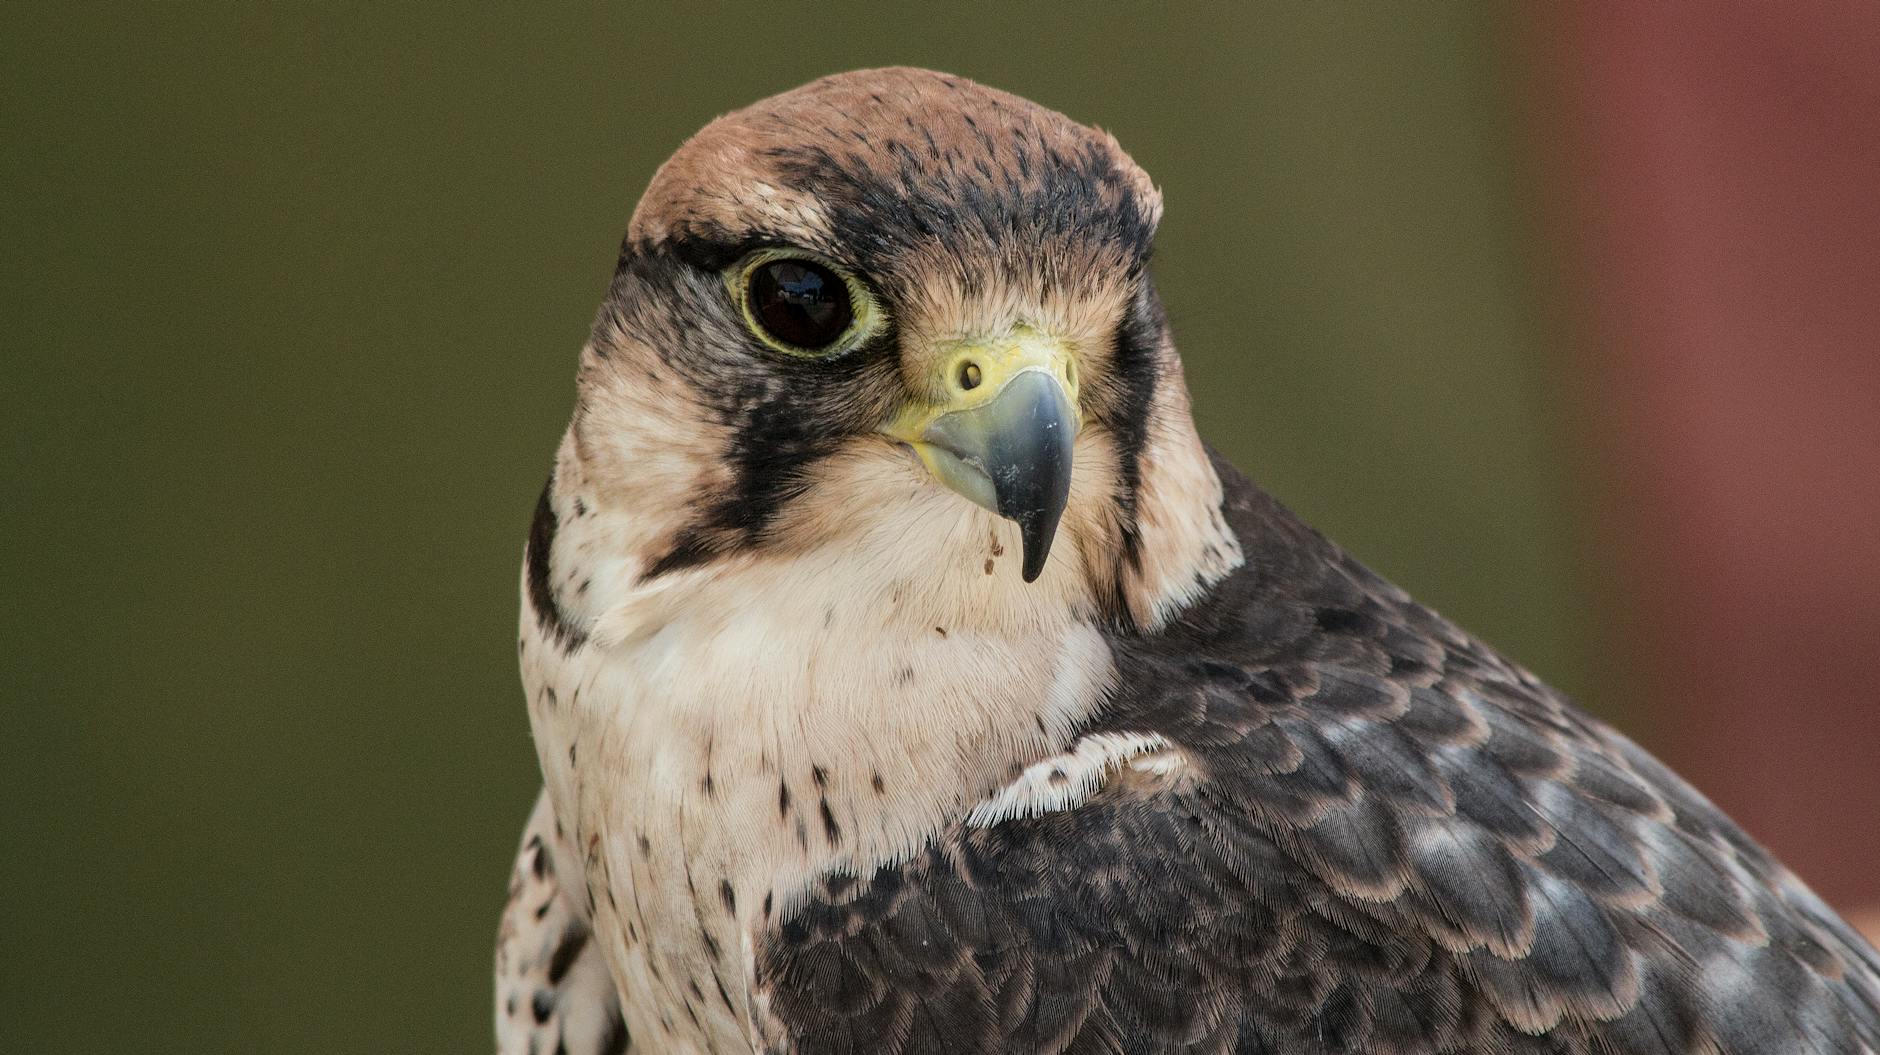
[[753, 454, 1880, 1055], [495, 789, 631, 1055]]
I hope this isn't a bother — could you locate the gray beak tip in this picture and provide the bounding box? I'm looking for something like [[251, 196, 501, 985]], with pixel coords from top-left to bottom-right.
[[916, 368, 1078, 585], [1018, 517, 1056, 582]]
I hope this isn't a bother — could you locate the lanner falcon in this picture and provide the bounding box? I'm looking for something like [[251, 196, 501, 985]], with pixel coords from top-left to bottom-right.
[[494, 68, 1880, 1054]]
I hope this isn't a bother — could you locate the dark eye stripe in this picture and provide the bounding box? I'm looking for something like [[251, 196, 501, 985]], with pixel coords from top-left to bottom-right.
[[747, 258, 854, 351]]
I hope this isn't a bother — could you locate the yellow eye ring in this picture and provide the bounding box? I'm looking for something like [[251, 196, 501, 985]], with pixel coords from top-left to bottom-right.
[[727, 249, 882, 357]]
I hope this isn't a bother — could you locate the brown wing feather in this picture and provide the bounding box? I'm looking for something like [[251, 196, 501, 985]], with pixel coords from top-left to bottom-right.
[[754, 455, 1880, 1054]]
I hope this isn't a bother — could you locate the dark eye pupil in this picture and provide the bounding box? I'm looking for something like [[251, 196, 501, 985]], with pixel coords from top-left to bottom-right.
[[748, 259, 853, 350]]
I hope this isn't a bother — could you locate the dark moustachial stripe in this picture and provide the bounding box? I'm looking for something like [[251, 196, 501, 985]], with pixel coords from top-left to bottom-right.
[[663, 375, 856, 578], [1099, 280, 1167, 628], [527, 479, 587, 650]]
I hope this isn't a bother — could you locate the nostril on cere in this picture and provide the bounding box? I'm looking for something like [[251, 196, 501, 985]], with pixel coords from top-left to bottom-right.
[[958, 360, 982, 391]]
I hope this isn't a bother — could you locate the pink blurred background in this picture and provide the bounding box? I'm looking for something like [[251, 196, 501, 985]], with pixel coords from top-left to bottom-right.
[[1521, 1, 1880, 920]]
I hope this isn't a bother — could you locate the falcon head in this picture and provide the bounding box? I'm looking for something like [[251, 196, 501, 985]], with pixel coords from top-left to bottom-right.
[[556, 68, 1236, 633]]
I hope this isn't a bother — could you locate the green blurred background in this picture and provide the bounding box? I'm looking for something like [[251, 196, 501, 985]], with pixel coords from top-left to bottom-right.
[[2, 5, 1598, 1051]]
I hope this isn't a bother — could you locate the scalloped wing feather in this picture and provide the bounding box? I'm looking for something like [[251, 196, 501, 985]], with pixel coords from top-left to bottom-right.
[[752, 456, 1880, 1054]]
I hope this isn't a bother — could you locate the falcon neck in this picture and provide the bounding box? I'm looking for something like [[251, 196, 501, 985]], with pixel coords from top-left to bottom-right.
[[517, 461, 1121, 1051]]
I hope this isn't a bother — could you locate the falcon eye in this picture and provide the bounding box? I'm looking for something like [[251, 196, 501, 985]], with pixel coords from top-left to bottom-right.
[[730, 250, 880, 357], [749, 259, 850, 348]]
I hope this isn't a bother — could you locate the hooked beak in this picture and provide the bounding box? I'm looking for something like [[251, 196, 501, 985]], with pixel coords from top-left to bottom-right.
[[883, 331, 1080, 582]]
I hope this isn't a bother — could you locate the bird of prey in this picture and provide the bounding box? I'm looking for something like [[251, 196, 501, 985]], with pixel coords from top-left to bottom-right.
[[494, 68, 1880, 1055]]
